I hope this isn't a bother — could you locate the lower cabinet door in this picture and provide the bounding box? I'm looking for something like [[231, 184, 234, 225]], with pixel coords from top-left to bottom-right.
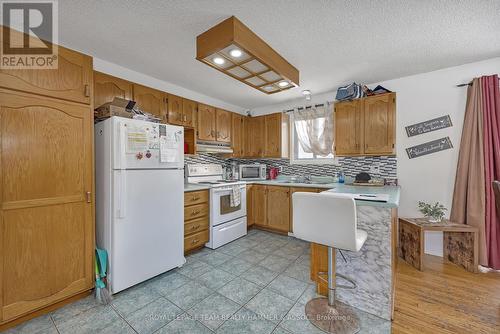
[[0, 89, 94, 322], [266, 186, 290, 232], [253, 186, 267, 226]]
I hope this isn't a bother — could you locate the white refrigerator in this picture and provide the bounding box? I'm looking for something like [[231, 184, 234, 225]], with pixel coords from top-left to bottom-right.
[[95, 116, 185, 294]]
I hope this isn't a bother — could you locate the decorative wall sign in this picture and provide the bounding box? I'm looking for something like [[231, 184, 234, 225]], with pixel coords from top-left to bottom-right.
[[406, 137, 453, 159], [405, 115, 452, 137]]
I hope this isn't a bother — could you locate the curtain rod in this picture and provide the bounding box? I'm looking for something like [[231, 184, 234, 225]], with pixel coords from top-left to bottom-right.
[[283, 101, 334, 113], [457, 77, 500, 87]]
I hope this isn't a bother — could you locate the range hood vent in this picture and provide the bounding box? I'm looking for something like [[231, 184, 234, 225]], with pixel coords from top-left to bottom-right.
[[196, 141, 233, 154]]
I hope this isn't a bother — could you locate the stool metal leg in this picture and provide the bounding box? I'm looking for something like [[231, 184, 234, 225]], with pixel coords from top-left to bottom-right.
[[328, 247, 336, 306], [305, 246, 361, 334]]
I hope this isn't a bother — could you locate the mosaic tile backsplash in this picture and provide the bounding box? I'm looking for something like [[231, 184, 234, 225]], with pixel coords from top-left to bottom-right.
[[185, 154, 397, 181]]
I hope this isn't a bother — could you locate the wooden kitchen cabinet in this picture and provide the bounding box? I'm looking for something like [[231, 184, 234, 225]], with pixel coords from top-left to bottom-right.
[[0, 89, 94, 323], [168, 95, 197, 127], [264, 113, 282, 157], [167, 94, 184, 125], [364, 94, 395, 154], [334, 93, 396, 156], [245, 116, 265, 157], [0, 39, 93, 104], [266, 186, 290, 232], [216, 108, 231, 142], [334, 99, 363, 155], [246, 185, 254, 227], [198, 104, 217, 141], [132, 84, 167, 120], [232, 113, 245, 157], [252, 185, 268, 227], [184, 190, 209, 254], [182, 99, 197, 128], [93, 71, 133, 109]]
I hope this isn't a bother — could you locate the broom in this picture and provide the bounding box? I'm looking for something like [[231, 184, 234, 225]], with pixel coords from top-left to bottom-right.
[[95, 248, 113, 304]]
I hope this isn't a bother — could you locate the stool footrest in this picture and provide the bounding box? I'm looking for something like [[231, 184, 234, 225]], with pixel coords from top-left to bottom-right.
[[317, 272, 357, 290]]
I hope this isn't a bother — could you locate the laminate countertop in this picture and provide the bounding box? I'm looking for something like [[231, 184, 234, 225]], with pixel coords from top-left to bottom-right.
[[184, 184, 211, 192], [248, 180, 400, 208], [184, 181, 400, 208]]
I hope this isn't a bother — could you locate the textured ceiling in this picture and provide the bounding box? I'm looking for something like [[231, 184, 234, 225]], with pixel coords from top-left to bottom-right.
[[59, 0, 500, 110]]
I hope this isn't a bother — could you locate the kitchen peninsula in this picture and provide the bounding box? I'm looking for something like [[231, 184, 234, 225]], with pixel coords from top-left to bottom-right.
[[309, 185, 399, 321]]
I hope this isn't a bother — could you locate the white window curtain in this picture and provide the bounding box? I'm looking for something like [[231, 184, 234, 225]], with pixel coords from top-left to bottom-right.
[[292, 103, 334, 157]]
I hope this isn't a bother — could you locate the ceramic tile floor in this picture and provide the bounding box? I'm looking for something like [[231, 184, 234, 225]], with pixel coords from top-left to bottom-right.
[[3, 229, 390, 334]]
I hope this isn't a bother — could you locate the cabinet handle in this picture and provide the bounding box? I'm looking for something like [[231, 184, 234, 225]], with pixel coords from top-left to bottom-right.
[[84, 85, 90, 97], [191, 239, 199, 244], [191, 196, 200, 201], [191, 211, 200, 216], [86, 191, 92, 203], [191, 225, 200, 230]]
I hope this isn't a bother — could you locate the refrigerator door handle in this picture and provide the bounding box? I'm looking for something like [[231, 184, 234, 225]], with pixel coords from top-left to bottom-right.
[[117, 121, 127, 169], [116, 170, 127, 218]]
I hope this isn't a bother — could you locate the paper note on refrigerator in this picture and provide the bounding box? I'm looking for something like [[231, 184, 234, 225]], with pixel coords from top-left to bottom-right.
[[159, 135, 179, 162], [127, 128, 148, 153]]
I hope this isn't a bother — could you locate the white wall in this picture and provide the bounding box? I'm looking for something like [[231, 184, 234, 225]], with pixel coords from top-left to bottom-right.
[[93, 58, 246, 114], [252, 57, 500, 256]]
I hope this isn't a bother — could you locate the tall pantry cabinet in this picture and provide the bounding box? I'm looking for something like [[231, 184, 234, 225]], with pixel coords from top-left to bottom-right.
[[0, 28, 95, 327]]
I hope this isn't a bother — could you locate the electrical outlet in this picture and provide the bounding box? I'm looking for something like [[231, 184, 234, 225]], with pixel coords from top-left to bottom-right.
[[370, 165, 380, 174]]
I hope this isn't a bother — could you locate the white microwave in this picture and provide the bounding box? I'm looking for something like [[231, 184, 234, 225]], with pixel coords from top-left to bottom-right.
[[239, 164, 267, 180]]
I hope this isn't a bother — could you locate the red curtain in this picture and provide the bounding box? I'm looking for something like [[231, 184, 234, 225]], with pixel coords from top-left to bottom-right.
[[482, 75, 500, 269]]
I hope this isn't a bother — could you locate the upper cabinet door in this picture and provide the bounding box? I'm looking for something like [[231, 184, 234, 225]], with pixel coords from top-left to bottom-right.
[[264, 113, 282, 157], [363, 93, 396, 155], [167, 94, 183, 125], [0, 89, 94, 321], [215, 109, 231, 142], [182, 99, 197, 128], [246, 117, 265, 157], [93, 72, 132, 109], [0, 40, 92, 105], [334, 100, 363, 156], [132, 84, 166, 120], [198, 104, 216, 141], [232, 113, 244, 157]]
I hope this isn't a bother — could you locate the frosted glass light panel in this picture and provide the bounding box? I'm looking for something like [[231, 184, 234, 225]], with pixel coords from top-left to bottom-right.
[[227, 66, 251, 78], [203, 55, 234, 69], [245, 76, 266, 86], [220, 45, 252, 62], [260, 71, 282, 82], [242, 59, 268, 73], [261, 84, 279, 93]]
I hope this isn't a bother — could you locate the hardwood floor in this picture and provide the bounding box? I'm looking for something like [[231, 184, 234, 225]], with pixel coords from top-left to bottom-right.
[[392, 254, 500, 333]]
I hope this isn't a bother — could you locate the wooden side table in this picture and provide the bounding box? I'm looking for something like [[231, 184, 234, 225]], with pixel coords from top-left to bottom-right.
[[398, 218, 478, 273]]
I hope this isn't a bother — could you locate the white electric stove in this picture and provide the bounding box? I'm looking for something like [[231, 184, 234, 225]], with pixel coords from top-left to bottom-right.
[[185, 164, 247, 249]]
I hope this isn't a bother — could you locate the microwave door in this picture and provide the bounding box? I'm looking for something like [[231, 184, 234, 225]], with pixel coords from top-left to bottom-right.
[[241, 167, 260, 179]]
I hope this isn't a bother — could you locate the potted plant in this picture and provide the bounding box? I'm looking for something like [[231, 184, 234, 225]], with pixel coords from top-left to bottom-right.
[[418, 201, 447, 223]]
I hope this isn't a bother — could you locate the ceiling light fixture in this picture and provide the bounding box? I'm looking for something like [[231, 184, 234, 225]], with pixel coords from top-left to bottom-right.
[[229, 49, 242, 57], [196, 16, 299, 94], [213, 57, 225, 65], [278, 81, 289, 87], [302, 89, 312, 101]]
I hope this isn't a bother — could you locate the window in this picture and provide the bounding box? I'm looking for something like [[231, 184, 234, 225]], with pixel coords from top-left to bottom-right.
[[289, 104, 335, 164]]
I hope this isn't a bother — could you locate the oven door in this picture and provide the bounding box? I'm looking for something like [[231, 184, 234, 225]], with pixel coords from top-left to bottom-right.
[[210, 185, 247, 226]]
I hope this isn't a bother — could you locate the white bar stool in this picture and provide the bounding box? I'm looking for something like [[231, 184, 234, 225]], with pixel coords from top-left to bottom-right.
[[293, 192, 368, 334]]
